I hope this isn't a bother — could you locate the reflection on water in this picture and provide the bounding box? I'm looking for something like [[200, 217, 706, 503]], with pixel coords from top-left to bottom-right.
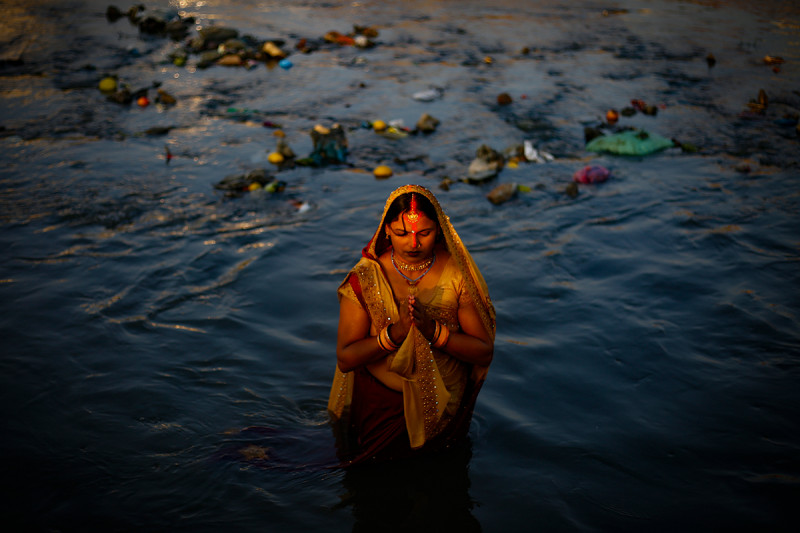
[[1, 0, 799, 531], [341, 441, 480, 533]]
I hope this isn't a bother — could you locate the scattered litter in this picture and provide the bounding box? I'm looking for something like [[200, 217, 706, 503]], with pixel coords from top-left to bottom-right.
[[523, 140, 554, 163], [295, 123, 348, 166], [745, 89, 768, 113], [156, 89, 176, 105], [586, 129, 674, 155], [98, 76, 117, 92], [565, 182, 579, 198], [413, 87, 444, 102], [497, 92, 512, 106], [376, 121, 409, 139], [487, 183, 518, 205], [416, 113, 440, 134], [292, 200, 311, 213], [630, 99, 658, 116], [373, 165, 393, 179], [467, 144, 504, 182], [573, 165, 611, 184], [214, 169, 285, 197]]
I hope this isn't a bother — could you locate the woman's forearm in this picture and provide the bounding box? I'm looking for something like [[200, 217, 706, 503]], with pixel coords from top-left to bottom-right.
[[437, 330, 493, 367]]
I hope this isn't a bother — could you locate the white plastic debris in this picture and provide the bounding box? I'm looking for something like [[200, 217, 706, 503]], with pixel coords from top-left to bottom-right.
[[412, 87, 444, 102], [524, 140, 554, 163]]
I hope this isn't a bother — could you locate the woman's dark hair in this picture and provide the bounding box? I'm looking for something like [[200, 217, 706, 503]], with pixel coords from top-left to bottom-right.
[[384, 192, 438, 225]]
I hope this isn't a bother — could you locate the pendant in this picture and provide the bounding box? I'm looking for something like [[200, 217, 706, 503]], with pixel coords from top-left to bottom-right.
[[408, 282, 418, 296]]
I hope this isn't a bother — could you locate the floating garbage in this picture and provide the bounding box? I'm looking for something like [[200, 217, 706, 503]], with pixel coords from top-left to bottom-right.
[[467, 144, 504, 182], [631, 99, 658, 116], [98, 76, 117, 92], [573, 165, 611, 184], [105, 6, 304, 74], [497, 92, 512, 106], [378, 126, 408, 139], [261, 41, 286, 58], [413, 87, 444, 102], [416, 112, 440, 134], [606, 109, 619, 125], [746, 89, 768, 113], [156, 89, 176, 105], [323, 26, 377, 48], [487, 183, 518, 205], [763, 55, 785, 66], [585, 129, 674, 155], [372, 119, 409, 139], [214, 169, 285, 197], [217, 54, 243, 67], [565, 182, 579, 198], [291, 199, 311, 213], [271, 130, 296, 164], [278, 58, 293, 69], [373, 165, 393, 179], [523, 140, 554, 163], [324, 31, 354, 46], [296, 124, 348, 166]]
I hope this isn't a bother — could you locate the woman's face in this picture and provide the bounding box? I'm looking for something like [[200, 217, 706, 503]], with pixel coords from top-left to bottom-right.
[[386, 210, 438, 264]]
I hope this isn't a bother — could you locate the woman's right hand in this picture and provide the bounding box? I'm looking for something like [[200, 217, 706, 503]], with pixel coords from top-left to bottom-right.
[[389, 296, 414, 344]]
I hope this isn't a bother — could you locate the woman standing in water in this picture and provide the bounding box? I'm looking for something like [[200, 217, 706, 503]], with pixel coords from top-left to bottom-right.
[[329, 184, 496, 466]]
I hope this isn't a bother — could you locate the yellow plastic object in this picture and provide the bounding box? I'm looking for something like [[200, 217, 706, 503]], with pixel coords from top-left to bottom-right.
[[268, 152, 285, 165], [373, 165, 393, 178], [98, 77, 117, 92]]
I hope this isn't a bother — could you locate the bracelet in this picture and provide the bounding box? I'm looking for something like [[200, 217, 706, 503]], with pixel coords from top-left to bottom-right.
[[432, 321, 450, 349], [377, 324, 398, 352]]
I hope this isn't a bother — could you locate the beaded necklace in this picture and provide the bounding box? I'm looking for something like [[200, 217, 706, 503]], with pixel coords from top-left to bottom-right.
[[392, 253, 434, 272], [392, 250, 436, 295]]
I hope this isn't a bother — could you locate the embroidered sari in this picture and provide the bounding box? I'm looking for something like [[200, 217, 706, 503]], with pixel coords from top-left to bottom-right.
[[328, 185, 496, 465]]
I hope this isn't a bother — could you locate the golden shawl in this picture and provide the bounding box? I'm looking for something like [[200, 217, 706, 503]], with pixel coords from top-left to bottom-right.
[[328, 184, 496, 449]]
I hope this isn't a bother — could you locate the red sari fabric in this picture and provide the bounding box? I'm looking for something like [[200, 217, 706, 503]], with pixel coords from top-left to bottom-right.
[[339, 367, 481, 467]]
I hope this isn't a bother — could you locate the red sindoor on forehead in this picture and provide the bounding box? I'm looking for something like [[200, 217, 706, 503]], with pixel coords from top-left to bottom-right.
[[406, 193, 420, 233], [406, 193, 420, 247]]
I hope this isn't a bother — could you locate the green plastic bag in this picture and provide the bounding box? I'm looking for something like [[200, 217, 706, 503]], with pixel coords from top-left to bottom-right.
[[586, 129, 674, 155]]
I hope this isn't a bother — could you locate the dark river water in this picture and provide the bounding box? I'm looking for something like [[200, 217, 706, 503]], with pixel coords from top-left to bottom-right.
[[1, 0, 799, 531]]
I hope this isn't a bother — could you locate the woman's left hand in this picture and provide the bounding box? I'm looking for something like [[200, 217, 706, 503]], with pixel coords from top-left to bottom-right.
[[408, 295, 436, 340]]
